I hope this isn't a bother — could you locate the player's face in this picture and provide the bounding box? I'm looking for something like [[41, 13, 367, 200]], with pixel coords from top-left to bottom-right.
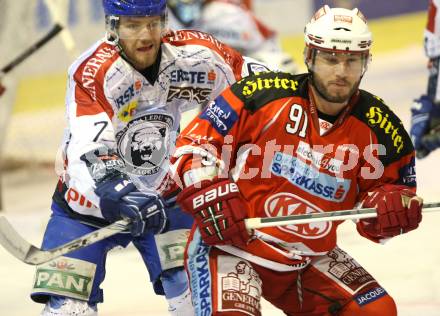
[[311, 50, 367, 103], [118, 16, 163, 70]]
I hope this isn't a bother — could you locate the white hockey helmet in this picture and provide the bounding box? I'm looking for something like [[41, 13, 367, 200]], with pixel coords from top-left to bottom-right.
[[304, 5, 372, 53]]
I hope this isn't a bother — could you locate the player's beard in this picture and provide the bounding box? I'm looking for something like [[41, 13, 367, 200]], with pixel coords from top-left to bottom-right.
[[312, 74, 360, 104]]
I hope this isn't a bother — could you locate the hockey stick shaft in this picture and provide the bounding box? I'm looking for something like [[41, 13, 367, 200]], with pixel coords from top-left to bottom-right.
[[0, 198, 154, 265], [244, 202, 440, 229], [0, 24, 63, 78], [0, 217, 130, 265], [43, 0, 78, 56], [1, 202, 439, 265]]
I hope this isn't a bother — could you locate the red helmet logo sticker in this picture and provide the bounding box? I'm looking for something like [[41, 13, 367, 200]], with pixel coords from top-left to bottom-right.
[[264, 193, 332, 239]]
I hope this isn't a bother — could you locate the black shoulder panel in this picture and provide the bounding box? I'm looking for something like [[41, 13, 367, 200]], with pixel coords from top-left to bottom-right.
[[230, 72, 309, 114], [351, 90, 414, 166]]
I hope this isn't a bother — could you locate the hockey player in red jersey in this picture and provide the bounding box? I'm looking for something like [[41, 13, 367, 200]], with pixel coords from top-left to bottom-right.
[[173, 5, 423, 315], [29, 0, 270, 315]]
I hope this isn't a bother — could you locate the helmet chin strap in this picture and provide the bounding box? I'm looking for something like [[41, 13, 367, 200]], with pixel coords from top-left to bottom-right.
[[104, 16, 126, 62], [104, 31, 128, 63]]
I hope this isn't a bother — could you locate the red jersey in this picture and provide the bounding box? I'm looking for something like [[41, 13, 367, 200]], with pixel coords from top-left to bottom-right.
[[174, 72, 416, 270]]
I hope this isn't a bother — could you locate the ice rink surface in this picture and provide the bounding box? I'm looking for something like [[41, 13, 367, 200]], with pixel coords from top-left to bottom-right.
[[1, 46, 440, 315]]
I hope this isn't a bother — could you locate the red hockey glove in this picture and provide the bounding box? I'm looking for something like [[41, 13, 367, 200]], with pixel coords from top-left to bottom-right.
[[360, 184, 423, 238], [177, 178, 250, 246]]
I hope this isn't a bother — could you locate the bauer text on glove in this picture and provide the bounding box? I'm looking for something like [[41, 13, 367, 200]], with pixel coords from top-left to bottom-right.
[[177, 178, 251, 246]]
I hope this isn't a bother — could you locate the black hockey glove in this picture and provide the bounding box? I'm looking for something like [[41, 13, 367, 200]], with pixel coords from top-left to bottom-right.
[[95, 176, 168, 237]]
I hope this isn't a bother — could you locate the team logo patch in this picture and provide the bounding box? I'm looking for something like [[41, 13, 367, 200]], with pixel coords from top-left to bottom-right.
[[200, 95, 238, 136], [117, 114, 173, 176], [217, 256, 262, 316], [264, 193, 332, 239]]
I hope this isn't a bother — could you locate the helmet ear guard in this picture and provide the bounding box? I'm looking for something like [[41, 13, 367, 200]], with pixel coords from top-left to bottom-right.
[[105, 15, 120, 45]]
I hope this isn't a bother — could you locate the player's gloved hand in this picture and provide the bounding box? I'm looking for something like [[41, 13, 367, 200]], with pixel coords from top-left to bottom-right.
[[359, 184, 423, 238], [95, 176, 168, 237], [177, 178, 250, 246], [410, 95, 440, 158]]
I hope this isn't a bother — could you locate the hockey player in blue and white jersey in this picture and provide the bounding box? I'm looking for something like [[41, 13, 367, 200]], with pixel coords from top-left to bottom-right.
[[29, 0, 269, 315], [411, 0, 440, 158]]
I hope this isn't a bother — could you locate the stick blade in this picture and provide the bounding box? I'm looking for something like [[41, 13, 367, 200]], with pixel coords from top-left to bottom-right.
[[0, 216, 34, 262], [0, 216, 53, 265]]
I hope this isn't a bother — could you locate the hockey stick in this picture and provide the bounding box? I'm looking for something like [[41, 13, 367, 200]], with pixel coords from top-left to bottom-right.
[[1, 202, 439, 266], [0, 216, 130, 265], [43, 0, 78, 57], [0, 0, 77, 84], [0, 23, 63, 97], [0, 23, 63, 80], [244, 202, 440, 229]]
